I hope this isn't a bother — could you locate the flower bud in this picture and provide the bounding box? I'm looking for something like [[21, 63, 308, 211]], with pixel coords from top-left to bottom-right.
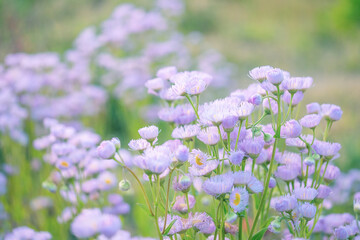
[[263, 133, 273, 143], [97, 140, 116, 159], [119, 180, 131, 191], [312, 153, 320, 160], [42, 181, 57, 193], [252, 126, 262, 137], [304, 156, 315, 166], [111, 137, 121, 150], [354, 199, 360, 214], [266, 68, 284, 85]]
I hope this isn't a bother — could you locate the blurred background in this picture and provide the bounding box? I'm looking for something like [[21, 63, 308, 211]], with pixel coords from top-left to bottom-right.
[[1, 0, 358, 170]]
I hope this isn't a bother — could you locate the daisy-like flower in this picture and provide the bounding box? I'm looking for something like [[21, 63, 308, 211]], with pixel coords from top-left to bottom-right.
[[294, 187, 318, 201], [197, 126, 220, 146], [299, 114, 322, 129], [173, 174, 192, 193], [281, 120, 302, 138], [248, 65, 273, 82], [240, 138, 264, 159], [172, 195, 196, 213], [263, 98, 280, 115], [138, 146, 172, 175], [266, 68, 285, 85], [320, 164, 340, 182], [275, 165, 299, 182], [247, 176, 264, 194], [145, 78, 165, 95], [283, 91, 304, 106], [98, 171, 117, 191], [128, 139, 150, 151], [175, 145, 189, 162], [274, 195, 298, 212], [173, 104, 196, 125], [300, 203, 316, 220], [202, 173, 234, 196], [199, 98, 237, 126], [313, 141, 341, 160], [192, 212, 216, 234], [172, 125, 200, 140], [188, 149, 218, 176], [334, 226, 349, 240], [320, 104, 342, 121], [158, 215, 183, 236], [156, 66, 177, 80], [282, 77, 313, 93], [233, 101, 255, 120], [229, 187, 249, 212], [233, 171, 253, 186], [170, 71, 212, 96], [229, 150, 245, 166], [306, 102, 321, 114], [285, 134, 314, 150], [138, 125, 159, 142], [98, 214, 122, 238]]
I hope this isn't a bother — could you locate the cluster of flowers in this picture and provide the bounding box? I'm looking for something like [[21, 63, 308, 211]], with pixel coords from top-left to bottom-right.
[[95, 65, 351, 239], [0, 0, 235, 145], [34, 119, 131, 238], [4, 226, 52, 240]]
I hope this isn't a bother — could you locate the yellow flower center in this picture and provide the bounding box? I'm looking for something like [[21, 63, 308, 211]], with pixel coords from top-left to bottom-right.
[[195, 154, 203, 166], [233, 193, 241, 205], [60, 161, 69, 167], [105, 179, 112, 184]]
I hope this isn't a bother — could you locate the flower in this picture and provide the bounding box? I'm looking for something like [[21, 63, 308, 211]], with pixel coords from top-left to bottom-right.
[[334, 226, 349, 240], [173, 174, 192, 192], [197, 127, 220, 145], [158, 215, 184, 235], [98, 214, 122, 238], [313, 141, 341, 160], [247, 176, 264, 193], [299, 114, 322, 129], [229, 150, 245, 166], [294, 187, 318, 201], [202, 173, 234, 196], [283, 91, 304, 106], [233, 171, 253, 186], [316, 185, 332, 200], [274, 195, 298, 212], [229, 187, 249, 212], [172, 195, 196, 213], [192, 212, 216, 234], [266, 68, 284, 85], [282, 77, 313, 93], [97, 140, 116, 159], [171, 71, 212, 96], [138, 125, 159, 141], [300, 203, 316, 220], [71, 209, 102, 238], [145, 78, 165, 94], [248, 66, 273, 82], [240, 138, 264, 159], [321, 164, 340, 182], [137, 147, 172, 175], [306, 102, 321, 114], [233, 101, 255, 120], [321, 104, 342, 121], [175, 145, 189, 162], [98, 171, 117, 191], [156, 66, 177, 80], [172, 125, 200, 140], [281, 120, 302, 138], [128, 139, 150, 151], [275, 165, 299, 182]]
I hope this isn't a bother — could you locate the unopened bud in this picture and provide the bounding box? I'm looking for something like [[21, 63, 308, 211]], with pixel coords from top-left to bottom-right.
[[119, 179, 131, 191]]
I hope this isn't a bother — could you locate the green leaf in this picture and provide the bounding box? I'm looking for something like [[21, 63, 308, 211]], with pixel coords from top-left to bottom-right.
[[162, 219, 177, 236], [250, 227, 268, 240], [136, 203, 152, 217]]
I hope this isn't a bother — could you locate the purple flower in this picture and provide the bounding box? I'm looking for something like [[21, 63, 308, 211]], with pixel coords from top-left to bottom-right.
[[145, 78, 165, 94], [274, 195, 298, 212], [299, 114, 322, 129], [247, 176, 264, 193], [275, 165, 298, 182], [173, 174, 192, 192], [249, 94, 262, 106], [306, 102, 321, 114], [97, 140, 116, 159], [191, 212, 216, 234], [316, 185, 332, 200], [98, 171, 117, 191], [173, 104, 196, 125], [138, 147, 172, 175], [171, 71, 212, 96], [128, 139, 150, 151], [175, 145, 189, 162], [294, 187, 318, 201], [313, 141, 341, 160], [233, 171, 253, 186], [197, 127, 220, 145], [98, 214, 122, 238], [229, 187, 249, 212], [172, 125, 200, 140], [138, 125, 159, 141], [222, 116, 238, 132], [263, 98, 279, 115], [156, 66, 177, 80], [282, 77, 313, 93], [71, 209, 102, 238], [283, 91, 304, 106], [158, 215, 184, 235], [266, 68, 284, 85], [281, 120, 302, 138], [321, 104, 342, 121], [269, 177, 276, 188], [202, 173, 234, 196], [172, 194, 196, 213], [229, 150, 245, 166], [240, 138, 264, 158], [248, 66, 273, 82], [300, 203, 316, 220], [334, 226, 349, 240], [321, 164, 340, 182], [234, 101, 255, 120]]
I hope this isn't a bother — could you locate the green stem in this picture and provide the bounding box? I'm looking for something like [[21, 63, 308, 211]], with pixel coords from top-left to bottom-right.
[[186, 94, 200, 119], [235, 120, 243, 151]]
